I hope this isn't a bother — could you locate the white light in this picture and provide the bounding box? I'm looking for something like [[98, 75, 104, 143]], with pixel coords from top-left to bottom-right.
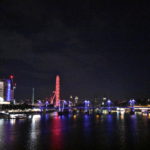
[[0, 101, 10, 104], [32, 115, 41, 121], [0, 97, 4, 102]]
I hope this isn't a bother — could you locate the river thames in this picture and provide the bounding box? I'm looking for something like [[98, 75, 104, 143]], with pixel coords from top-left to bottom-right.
[[0, 112, 150, 150]]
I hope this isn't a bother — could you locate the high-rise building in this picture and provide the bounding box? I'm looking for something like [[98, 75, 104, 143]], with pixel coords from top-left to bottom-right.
[[0, 81, 4, 102], [0, 75, 15, 103], [101, 97, 107, 106]]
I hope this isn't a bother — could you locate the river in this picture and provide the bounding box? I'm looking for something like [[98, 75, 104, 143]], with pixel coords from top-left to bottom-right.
[[0, 112, 150, 150]]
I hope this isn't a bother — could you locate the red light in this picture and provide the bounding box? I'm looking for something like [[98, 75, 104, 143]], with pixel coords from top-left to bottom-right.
[[55, 75, 60, 107], [10, 75, 14, 79]]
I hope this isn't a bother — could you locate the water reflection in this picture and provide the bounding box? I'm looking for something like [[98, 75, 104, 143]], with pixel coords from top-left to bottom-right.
[[0, 113, 150, 150], [105, 114, 114, 144], [83, 114, 91, 130], [73, 114, 77, 119], [83, 114, 92, 147], [0, 120, 5, 149], [10, 119, 16, 125], [117, 111, 125, 120], [49, 116, 64, 150], [28, 114, 41, 150]]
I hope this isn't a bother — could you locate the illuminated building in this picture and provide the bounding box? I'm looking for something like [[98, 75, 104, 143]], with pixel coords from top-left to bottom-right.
[[101, 97, 107, 106], [75, 96, 79, 105], [0, 75, 16, 103], [69, 95, 74, 106], [0, 81, 4, 102]]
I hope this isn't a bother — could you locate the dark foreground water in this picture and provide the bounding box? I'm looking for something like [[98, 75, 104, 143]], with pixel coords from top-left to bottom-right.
[[0, 112, 150, 150]]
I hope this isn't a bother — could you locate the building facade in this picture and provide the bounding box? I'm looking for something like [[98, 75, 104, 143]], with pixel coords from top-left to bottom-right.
[[0, 77, 15, 102]]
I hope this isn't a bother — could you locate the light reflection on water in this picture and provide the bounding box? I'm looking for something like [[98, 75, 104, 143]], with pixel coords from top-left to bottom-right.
[[49, 115, 64, 150], [0, 113, 150, 150], [28, 114, 41, 150]]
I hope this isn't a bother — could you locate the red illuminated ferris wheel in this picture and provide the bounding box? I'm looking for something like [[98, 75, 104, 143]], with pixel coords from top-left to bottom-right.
[[49, 75, 60, 107]]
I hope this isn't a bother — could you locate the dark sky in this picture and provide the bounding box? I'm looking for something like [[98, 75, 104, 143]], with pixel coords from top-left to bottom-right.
[[0, 0, 150, 101]]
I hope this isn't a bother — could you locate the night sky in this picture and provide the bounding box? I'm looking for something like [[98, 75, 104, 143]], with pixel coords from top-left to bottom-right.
[[0, 1, 150, 101]]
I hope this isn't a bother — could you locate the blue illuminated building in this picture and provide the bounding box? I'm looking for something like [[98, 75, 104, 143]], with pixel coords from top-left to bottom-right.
[[0, 76, 15, 102], [6, 79, 11, 101]]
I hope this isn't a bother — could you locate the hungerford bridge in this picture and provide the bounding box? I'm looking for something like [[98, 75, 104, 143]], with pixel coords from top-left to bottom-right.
[[47, 76, 150, 115], [0, 75, 149, 117], [55, 99, 150, 115]]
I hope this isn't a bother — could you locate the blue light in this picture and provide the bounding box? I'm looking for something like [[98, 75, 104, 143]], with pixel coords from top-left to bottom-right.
[[68, 101, 72, 106], [38, 100, 42, 104], [129, 99, 136, 107], [63, 100, 67, 105], [6, 80, 11, 101], [84, 100, 90, 107], [45, 101, 49, 107], [107, 100, 111, 104], [106, 99, 112, 107], [84, 114, 90, 120]]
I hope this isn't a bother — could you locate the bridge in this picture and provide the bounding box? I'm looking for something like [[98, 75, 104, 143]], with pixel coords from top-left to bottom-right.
[[47, 75, 150, 116], [56, 105, 150, 116]]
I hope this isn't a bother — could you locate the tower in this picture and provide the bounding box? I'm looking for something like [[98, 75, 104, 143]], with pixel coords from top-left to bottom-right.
[[32, 88, 35, 105], [0, 75, 16, 102], [55, 75, 60, 106]]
